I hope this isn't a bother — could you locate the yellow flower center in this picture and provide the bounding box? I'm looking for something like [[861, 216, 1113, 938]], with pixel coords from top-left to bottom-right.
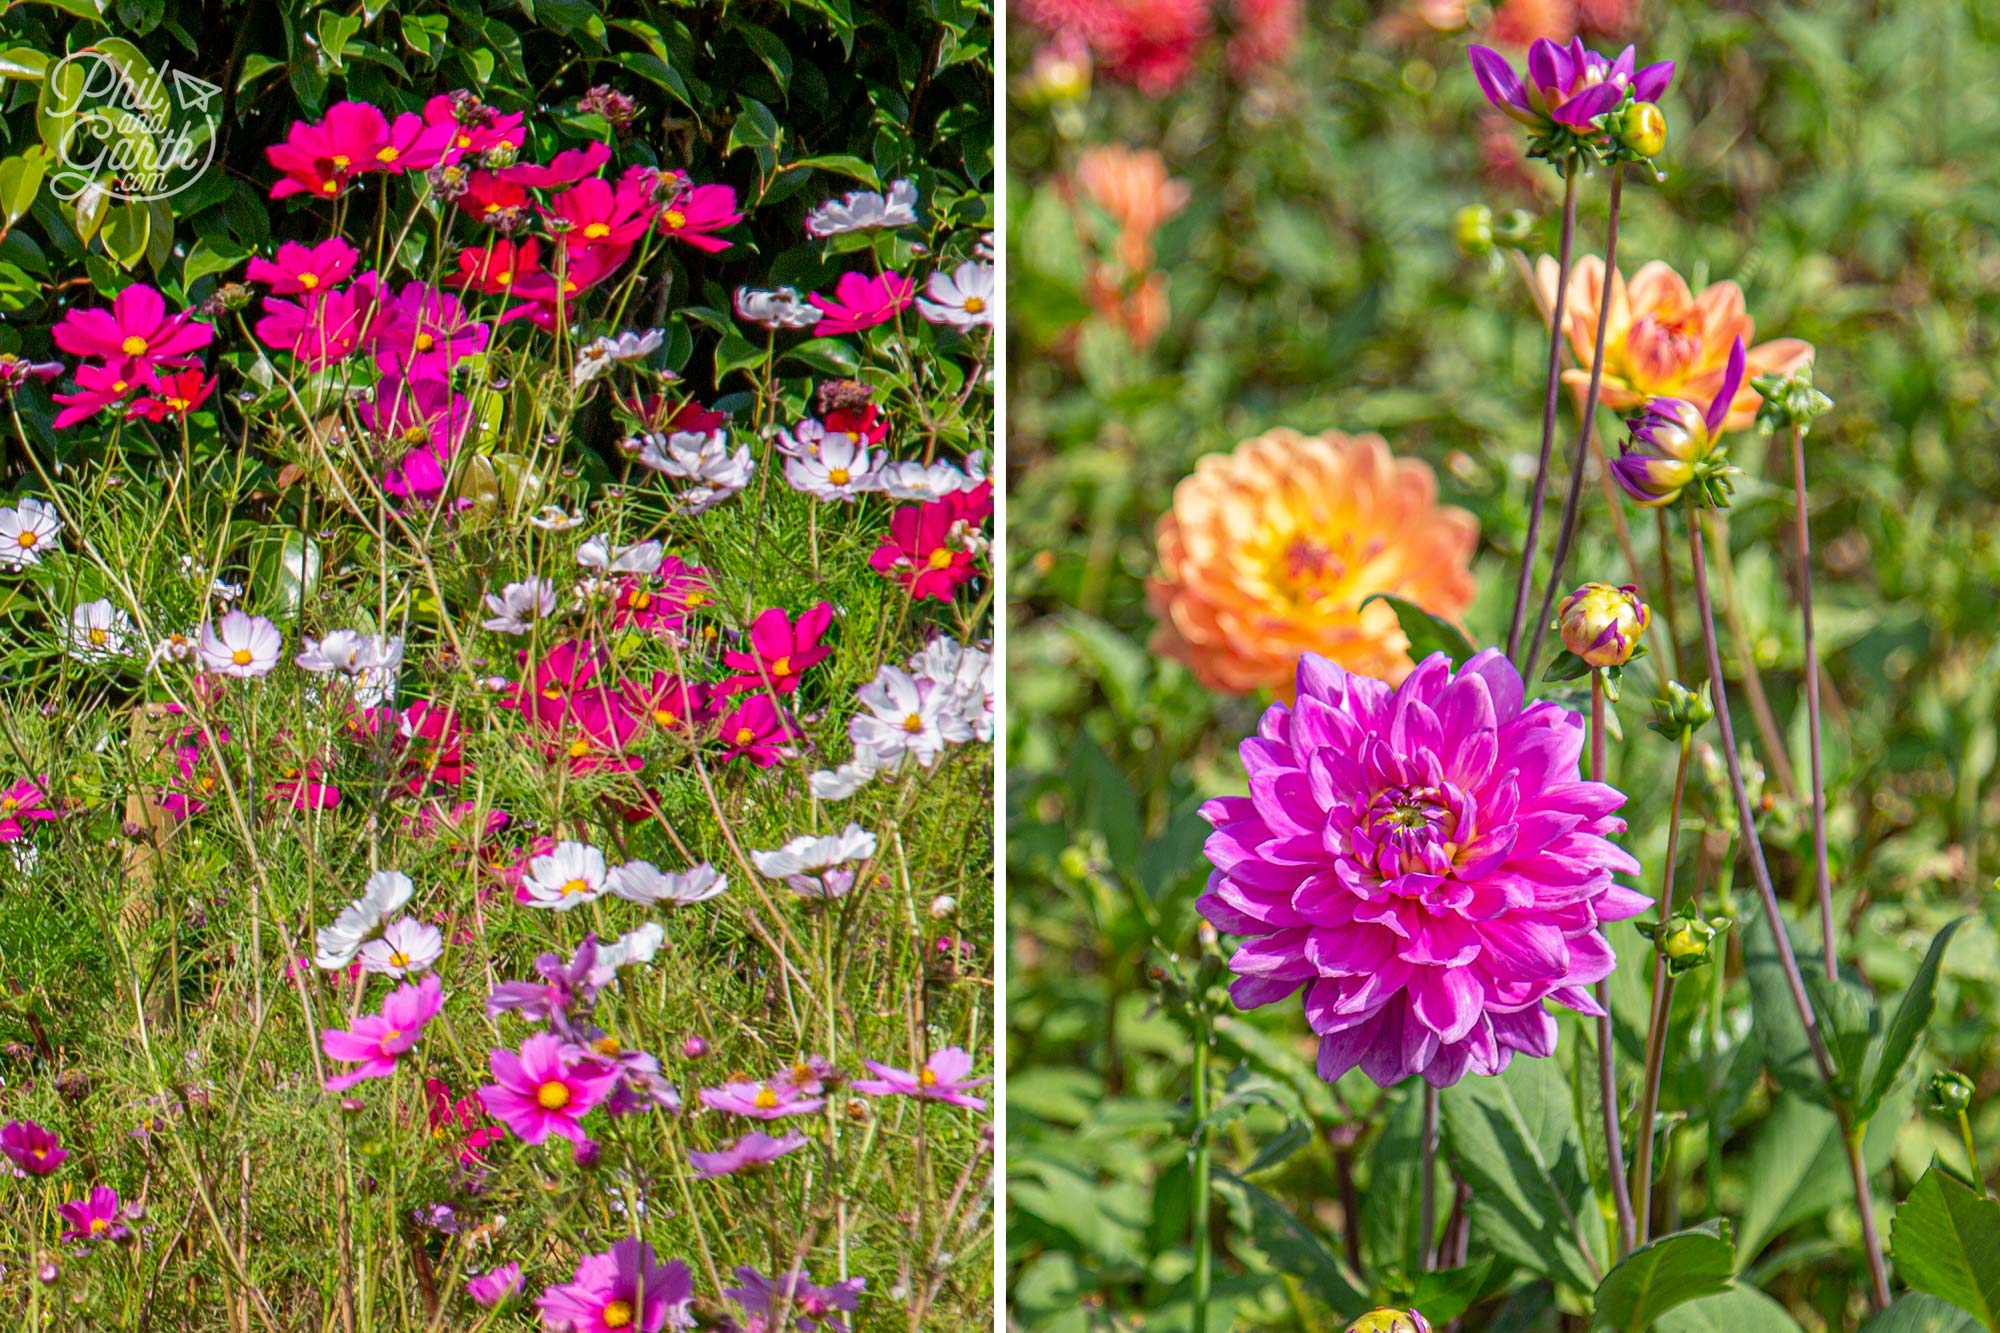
[[299, 272, 320, 289], [231, 648, 253, 666], [827, 467, 850, 485], [402, 425, 429, 445], [927, 548, 954, 570], [494, 270, 513, 286], [414, 333, 436, 351], [734, 727, 755, 745], [120, 335, 149, 357], [903, 713, 925, 734], [963, 296, 986, 314], [567, 738, 592, 759], [753, 1087, 780, 1110], [536, 1080, 571, 1110], [559, 876, 592, 896], [382, 1028, 402, 1043], [628, 590, 653, 610], [771, 656, 791, 676], [17, 531, 36, 547], [602, 1302, 634, 1329], [321, 180, 338, 194], [583, 222, 611, 239], [376, 146, 400, 162], [89, 1217, 108, 1235], [662, 209, 687, 230], [387, 950, 409, 968], [88, 628, 107, 645], [920, 1067, 938, 1086], [331, 154, 351, 169], [592, 1035, 621, 1056], [653, 708, 677, 727]]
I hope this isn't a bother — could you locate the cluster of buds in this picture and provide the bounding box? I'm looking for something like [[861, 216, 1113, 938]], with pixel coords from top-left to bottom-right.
[[1753, 362, 1835, 436], [578, 85, 639, 134], [1452, 203, 1535, 262], [1614, 338, 1747, 510], [1648, 679, 1715, 742], [0, 351, 63, 396], [1469, 39, 1674, 170], [1346, 1310, 1432, 1333], [1637, 903, 1733, 975]]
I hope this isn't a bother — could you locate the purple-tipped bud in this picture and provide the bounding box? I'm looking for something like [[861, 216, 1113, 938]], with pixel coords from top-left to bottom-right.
[[682, 1035, 710, 1060], [1558, 583, 1649, 667], [1346, 1310, 1432, 1333]]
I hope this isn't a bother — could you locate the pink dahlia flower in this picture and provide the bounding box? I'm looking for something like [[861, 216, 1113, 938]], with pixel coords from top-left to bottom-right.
[[1199, 650, 1649, 1088]]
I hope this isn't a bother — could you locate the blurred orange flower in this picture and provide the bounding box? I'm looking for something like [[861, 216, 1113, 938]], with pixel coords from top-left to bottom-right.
[[1070, 144, 1190, 348], [1537, 255, 1814, 430], [1149, 429, 1479, 695]]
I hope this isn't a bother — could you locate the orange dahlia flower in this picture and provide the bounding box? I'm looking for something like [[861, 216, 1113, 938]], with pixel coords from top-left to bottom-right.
[[1149, 429, 1479, 695], [1536, 255, 1813, 431]]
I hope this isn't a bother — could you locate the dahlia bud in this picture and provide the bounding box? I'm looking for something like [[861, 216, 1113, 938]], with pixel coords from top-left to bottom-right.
[[1616, 339, 1748, 509], [1557, 582, 1649, 667], [1927, 1070, 1976, 1118], [1453, 204, 1494, 258], [1492, 208, 1535, 246], [1346, 1309, 1432, 1333], [1617, 102, 1667, 159], [1639, 905, 1731, 975], [1752, 363, 1834, 435], [1648, 680, 1714, 741]]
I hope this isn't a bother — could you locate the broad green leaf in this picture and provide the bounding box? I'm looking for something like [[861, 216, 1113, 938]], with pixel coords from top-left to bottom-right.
[[1406, 1259, 1495, 1325], [1441, 1055, 1602, 1291], [778, 337, 860, 377], [184, 236, 249, 287], [1859, 916, 1971, 1119], [0, 48, 49, 81], [248, 530, 322, 619], [1215, 1168, 1371, 1318], [1744, 911, 1836, 1100], [401, 14, 448, 58], [0, 262, 39, 315], [725, 96, 783, 159], [1591, 1221, 1735, 1332], [236, 53, 284, 92], [0, 148, 50, 228], [788, 153, 881, 189], [1654, 1285, 1805, 1333], [1360, 593, 1477, 669], [1736, 1083, 1911, 1266], [1890, 1164, 2000, 1331], [316, 11, 363, 69], [1863, 1295, 1986, 1333], [1363, 1082, 1447, 1281], [713, 330, 769, 383], [99, 200, 149, 269]]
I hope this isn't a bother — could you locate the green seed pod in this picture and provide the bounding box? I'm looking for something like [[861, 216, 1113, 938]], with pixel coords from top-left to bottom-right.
[[1454, 204, 1495, 259]]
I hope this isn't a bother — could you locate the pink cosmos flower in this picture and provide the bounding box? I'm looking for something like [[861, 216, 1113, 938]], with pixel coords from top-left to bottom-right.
[[697, 1079, 825, 1120], [543, 689, 646, 777], [51, 363, 145, 429], [1199, 650, 1649, 1088], [422, 92, 527, 161], [391, 700, 469, 795], [713, 694, 798, 768], [501, 244, 631, 328], [656, 182, 742, 252], [362, 377, 473, 501], [126, 368, 215, 422], [157, 723, 230, 822], [808, 271, 916, 336], [689, 1130, 808, 1178], [255, 274, 385, 369], [0, 1119, 67, 1175], [0, 777, 61, 843], [725, 1267, 865, 1333], [851, 1046, 990, 1110], [449, 236, 545, 297], [720, 602, 836, 696], [246, 238, 361, 295], [371, 281, 490, 381], [621, 672, 710, 736], [478, 1031, 621, 1145], [495, 140, 611, 188], [467, 1263, 525, 1308], [270, 759, 341, 811], [869, 491, 988, 602], [425, 1077, 507, 1166], [266, 101, 398, 199], [458, 171, 533, 228], [320, 973, 446, 1092], [545, 177, 655, 250], [59, 1184, 133, 1244], [0, 352, 63, 394], [535, 1238, 693, 1333], [53, 284, 211, 378]]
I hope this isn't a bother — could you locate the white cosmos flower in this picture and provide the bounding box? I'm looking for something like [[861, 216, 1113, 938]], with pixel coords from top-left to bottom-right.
[[482, 578, 558, 635], [604, 859, 727, 906], [634, 431, 754, 515], [357, 915, 443, 978], [911, 637, 995, 743], [851, 665, 970, 766], [315, 870, 415, 970], [521, 840, 609, 910], [297, 629, 403, 707], [0, 499, 63, 568], [530, 504, 586, 531], [734, 286, 823, 330], [573, 328, 663, 387], [589, 922, 667, 987], [974, 233, 993, 260], [807, 743, 905, 801], [576, 535, 663, 574], [874, 459, 976, 501], [916, 261, 995, 330], [784, 432, 879, 502], [804, 179, 919, 237], [68, 599, 134, 661], [751, 823, 877, 880], [151, 631, 198, 665], [198, 611, 282, 678], [774, 418, 831, 460]]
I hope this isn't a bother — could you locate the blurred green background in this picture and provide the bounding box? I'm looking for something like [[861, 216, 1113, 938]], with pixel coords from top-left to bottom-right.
[[1005, 0, 2000, 1328]]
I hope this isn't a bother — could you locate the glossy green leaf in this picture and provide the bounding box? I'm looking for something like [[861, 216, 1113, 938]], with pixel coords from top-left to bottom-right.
[[1359, 593, 1479, 670], [1858, 916, 1970, 1119], [0, 148, 50, 228], [98, 199, 149, 269], [1891, 1164, 2000, 1331], [1591, 1221, 1735, 1332]]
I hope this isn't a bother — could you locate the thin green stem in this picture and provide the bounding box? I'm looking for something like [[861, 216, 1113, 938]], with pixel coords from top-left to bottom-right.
[[1419, 1082, 1440, 1270], [1959, 1110, 1984, 1190], [1632, 735, 1692, 1243], [1190, 1006, 1214, 1333], [1789, 422, 1836, 982], [1590, 673, 1638, 1258]]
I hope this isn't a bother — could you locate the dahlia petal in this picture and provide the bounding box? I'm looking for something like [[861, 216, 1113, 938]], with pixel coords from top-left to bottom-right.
[[1230, 929, 1318, 978], [1491, 1005, 1560, 1059], [1633, 60, 1674, 103], [1459, 648, 1525, 723], [1467, 46, 1530, 118], [1409, 967, 1483, 1044], [1562, 931, 1618, 987], [1551, 984, 1606, 1017], [1293, 652, 1349, 705], [1592, 882, 1656, 922], [1527, 38, 1571, 99], [1478, 917, 1571, 982], [1229, 974, 1306, 1009], [1316, 1025, 1375, 1083], [1422, 1035, 1478, 1087], [1454, 825, 1517, 881]]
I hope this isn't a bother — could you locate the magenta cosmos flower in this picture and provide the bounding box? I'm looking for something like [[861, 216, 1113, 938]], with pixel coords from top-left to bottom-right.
[[246, 238, 361, 295], [852, 1046, 989, 1110], [478, 1031, 621, 1145], [725, 1267, 865, 1333], [689, 1130, 808, 1178], [320, 972, 445, 1092], [1469, 39, 1673, 134], [1, 1118, 67, 1175], [698, 1079, 825, 1120], [719, 602, 836, 696], [656, 182, 743, 253], [536, 1238, 693, 1333], [809, 271, 916, 336], [59, 1184, 133, 1243], [53, 284, 211, 378], [1199, 650, 1648, 1088], [466, 1262, 525, 1308]]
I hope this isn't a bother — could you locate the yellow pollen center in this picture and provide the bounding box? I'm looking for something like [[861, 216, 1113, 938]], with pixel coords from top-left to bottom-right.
[[592, 1035, 621, 1055], [903, 713, 925, 734], [231, 648, 253, 666], [402, 425, 429, 445], [321, 180, 338, 194], [455, 133, 472, 148], [771, 656, 792, 676], [583, 222, 611, 239], [927, 548, 954, 570], [920, 1067, 939, 1086], [559, 876, 592, 896], [166, 397, 190, 411], [963, 296, 986, 314], [653, 709, 677, 727], [120, 335, 149, 356], [18, 531, 36, 547], [628, 590, 653, 610], [331, 154, 351, 169], [89, 1217, 108, 1235], [734, 727, 755, 745], [387, 950, 409, 967], [415, 333, 436, 352], [602, 1302, 634, 1329], [686, 592, 709, 607], [792, 1063, 814, 1082], [298, 272, 320, 289], [662, 209, 686, 229], [567, 738, 592, 759], [753, 1088, 780, 1110], [828, 467, 850, 485], [536, 1080, 571, 1110], [376, 146, 400, 162], [88, 628, 107, 645], [382, 1029, 402, 1043]]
